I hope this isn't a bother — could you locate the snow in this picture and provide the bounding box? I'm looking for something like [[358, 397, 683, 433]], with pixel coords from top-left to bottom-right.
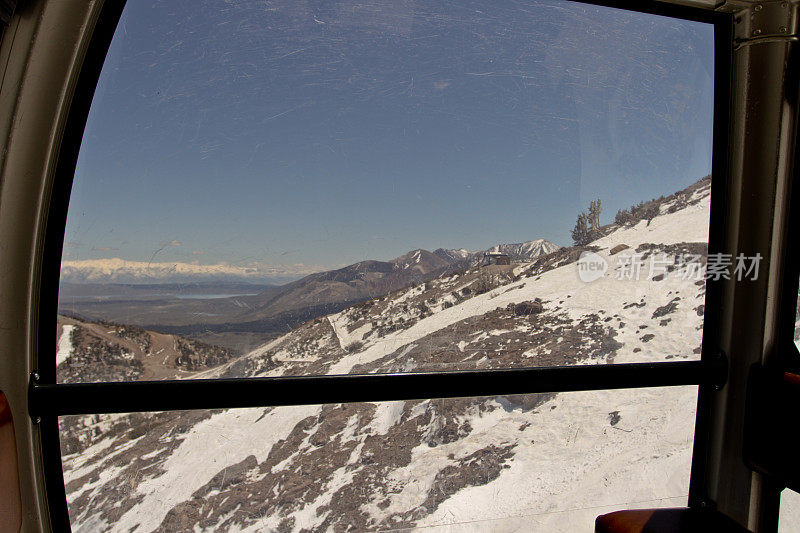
[[593, 194, 710, 251], [780, 489, 800, 533], [328, 314, 356, 350], [488, 239, 561, 260], [108, 405, 320, 533], [368, 401, 406, 435], [56, 325, 74, 367], [350, 386, 698, 532], [66, 434, 146, 502], [416, 387, 697, 532], [403, 499, 689, 532]]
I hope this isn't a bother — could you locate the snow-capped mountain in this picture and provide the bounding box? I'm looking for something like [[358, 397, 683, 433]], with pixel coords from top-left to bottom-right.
[[485, 239, 561, 262], [433, 238, 561, 267], [59, 177, 717, 532], [59, 258, 322, 285], [432, 247, 473, 263]]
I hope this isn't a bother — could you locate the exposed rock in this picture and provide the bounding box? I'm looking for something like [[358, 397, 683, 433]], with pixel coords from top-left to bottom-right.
[[652, 297, 680, 319], [609, 244, 629, 255], [510, 300, 544, 316]]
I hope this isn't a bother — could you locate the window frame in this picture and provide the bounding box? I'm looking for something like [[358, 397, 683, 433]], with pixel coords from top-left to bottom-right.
[[762, 51, 800, 519], [28, 0, 736, 530]]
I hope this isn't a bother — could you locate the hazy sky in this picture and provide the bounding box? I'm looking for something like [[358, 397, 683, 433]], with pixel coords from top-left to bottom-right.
[[64, 0, 715, 275]]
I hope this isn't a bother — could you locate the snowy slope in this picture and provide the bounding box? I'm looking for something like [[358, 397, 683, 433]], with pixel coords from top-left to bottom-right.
[[56, 324, 74, 367], [60, 177, 734, 532], [295, 184, 710, 376]]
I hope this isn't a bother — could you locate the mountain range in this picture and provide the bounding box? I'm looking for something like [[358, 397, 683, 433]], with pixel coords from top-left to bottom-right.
[[60, 240, 561, 285], [59, 239, 561, 348], [59, 258, 323, 285]]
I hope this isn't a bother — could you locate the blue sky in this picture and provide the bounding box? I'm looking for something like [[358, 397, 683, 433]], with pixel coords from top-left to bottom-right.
[[64, 0, 714, 276]]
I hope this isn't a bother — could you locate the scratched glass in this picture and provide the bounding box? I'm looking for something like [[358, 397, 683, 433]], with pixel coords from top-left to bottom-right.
[[58, 0, 715, 383]]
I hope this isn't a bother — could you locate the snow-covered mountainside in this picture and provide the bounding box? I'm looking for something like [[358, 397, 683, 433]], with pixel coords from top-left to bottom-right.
[[61, 178, 714, 532]]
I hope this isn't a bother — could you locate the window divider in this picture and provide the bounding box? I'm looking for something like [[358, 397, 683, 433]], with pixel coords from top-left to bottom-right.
[[29, 358, 726, 418]]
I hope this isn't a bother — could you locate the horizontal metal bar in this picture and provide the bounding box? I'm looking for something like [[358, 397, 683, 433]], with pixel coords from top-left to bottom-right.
[[29, 360, 724, 417]]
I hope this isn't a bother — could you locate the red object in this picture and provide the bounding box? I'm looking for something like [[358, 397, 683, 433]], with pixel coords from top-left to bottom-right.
[[0, 391, 22, 532], [595, 508, 750, 533]]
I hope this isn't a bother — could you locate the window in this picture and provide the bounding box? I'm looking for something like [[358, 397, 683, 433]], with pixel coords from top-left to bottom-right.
[[27, 0, 738, 531], [58, 0, 715, 382], [60, 389, 698, 531]]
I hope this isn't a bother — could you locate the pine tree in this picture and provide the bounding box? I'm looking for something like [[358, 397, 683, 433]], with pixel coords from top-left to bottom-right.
[[571, 211, 590, 246], [588, 199, 601, 234], [572, 199, 602, 246]]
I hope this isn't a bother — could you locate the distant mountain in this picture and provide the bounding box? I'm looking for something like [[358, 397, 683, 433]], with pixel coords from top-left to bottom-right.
[[486, 238, 561, 261], [59, 258, 322, 285], [432, 247, 472, 263], [231, 249, 466, 325], [148, 241, 560, 330], [434, 238, 561, 267], [61, 241, 560, 287], [390, 248, 454, 273], [61, 240, 561, 339]]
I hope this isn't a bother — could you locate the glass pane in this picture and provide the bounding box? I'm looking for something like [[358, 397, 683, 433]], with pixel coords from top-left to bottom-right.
[[58, 0, 716, 381], [60, 387, 696, 531]]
